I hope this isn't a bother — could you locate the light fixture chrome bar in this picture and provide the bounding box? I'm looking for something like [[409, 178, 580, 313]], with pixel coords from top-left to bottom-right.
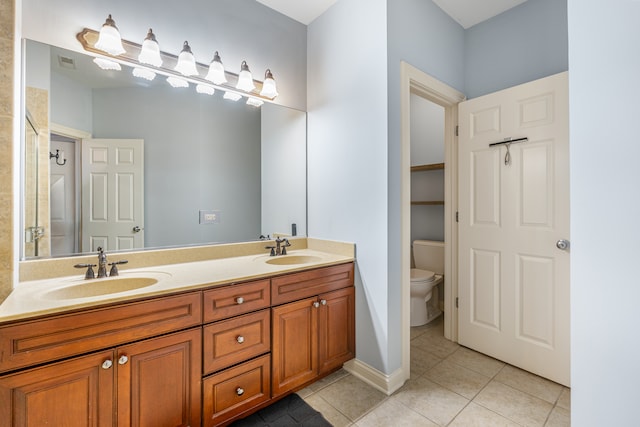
[[76, 28, 276, 103]]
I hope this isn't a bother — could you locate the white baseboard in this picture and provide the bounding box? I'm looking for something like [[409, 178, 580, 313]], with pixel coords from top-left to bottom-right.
[[343, 358, 406, 396]]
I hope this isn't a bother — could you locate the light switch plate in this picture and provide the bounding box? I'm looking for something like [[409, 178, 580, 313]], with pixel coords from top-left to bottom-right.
[[199, 210, 221, 224]]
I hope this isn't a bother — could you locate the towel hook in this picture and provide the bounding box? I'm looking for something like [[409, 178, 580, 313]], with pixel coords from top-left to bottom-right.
[[49, 149, 67, 166]]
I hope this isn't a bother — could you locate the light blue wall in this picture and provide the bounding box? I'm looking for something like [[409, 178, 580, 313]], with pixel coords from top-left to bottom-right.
[[464, 0, 568, 98], [21, 0, 307, 110], [568, 0, 640, 424], [308, 0, 390, 372]]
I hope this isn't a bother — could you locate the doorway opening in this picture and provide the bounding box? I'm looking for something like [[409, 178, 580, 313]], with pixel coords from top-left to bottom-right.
[[400, 62, 465, 382]]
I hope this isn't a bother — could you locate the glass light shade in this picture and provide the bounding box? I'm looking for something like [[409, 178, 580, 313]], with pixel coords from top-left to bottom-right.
[[93, 57, 121, 71], [174, 41, 199, 76], [205, 51, 227, 85], [259, 69, 278, 98], [166, 76, 189, 88], [223, 91, 242, 101], [138, 29, 162, 67], [246, 98, 264, 107], [236, 61, 255, 92], [94, 15, 126, 56], [133, 67, 156, 81], [196, 84, 215, 95]]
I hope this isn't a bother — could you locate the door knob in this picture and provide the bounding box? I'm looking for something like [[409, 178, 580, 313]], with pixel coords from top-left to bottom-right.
[[132, 226, 142, 233], [556, 239, 570, 251]]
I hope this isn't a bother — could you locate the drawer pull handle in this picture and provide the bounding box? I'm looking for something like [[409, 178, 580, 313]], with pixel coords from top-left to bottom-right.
[[101, 359, 113, 369], [235, 297, 244, 305], [236, 387, 245, 396], [118, 355, 129, 365], [237, 336, 245, 344], [313, 301, 320, 308], [320, 299, 327, 306]]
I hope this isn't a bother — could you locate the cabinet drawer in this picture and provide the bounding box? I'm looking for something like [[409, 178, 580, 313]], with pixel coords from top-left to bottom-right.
[[271, 263, 354, 305], [203, 309, 270, 375], [203, 354, 271, 427], [203, 279, 270, 323], [0, 292, 202, 373]]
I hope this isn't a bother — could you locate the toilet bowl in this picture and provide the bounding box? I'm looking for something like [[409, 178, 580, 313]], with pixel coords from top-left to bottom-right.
[[411, 240, 444, 327]]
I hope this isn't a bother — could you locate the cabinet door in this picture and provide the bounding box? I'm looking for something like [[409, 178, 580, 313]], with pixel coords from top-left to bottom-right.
[[318, 287, 356, 375], [116, 328, 202, 427], [271, 297, 318, 397], [0, 350, 114, 427]]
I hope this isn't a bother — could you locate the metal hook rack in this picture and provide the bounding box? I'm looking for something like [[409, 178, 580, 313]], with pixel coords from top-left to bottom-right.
[[489, 137, 528, 166], [49, 149, 67, 166]]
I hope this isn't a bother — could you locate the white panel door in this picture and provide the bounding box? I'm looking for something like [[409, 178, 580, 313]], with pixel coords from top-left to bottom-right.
[[50, 139, 76, 256], [458, 72, 570, 386], [81, 139, 144, 252]]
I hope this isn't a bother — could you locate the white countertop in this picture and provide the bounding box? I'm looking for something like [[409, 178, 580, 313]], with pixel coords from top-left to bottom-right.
[[0, 247, 354, 324]]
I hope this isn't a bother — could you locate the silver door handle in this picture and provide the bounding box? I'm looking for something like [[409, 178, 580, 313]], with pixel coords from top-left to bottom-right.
[[133, 226, 142, 233], [556, 239, 570, 251]]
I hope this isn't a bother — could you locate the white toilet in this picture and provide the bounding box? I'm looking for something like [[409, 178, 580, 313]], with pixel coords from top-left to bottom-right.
[[411, 240, 444, 327]]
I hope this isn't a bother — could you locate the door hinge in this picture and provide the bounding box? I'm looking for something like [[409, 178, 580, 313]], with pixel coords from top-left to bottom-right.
[[455, 125, 459, 136], [455, 211, 459, 222], [456, 297, 459, 308]]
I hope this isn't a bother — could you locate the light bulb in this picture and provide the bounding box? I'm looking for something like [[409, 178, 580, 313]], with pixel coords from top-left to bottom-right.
[[174, 41, 199, 76], [259, 69, 279, 98], [236, 61, 255, 92], [205, 51, 227, 85], [94, 14, 126, 56], [138, 29, 162, 67]]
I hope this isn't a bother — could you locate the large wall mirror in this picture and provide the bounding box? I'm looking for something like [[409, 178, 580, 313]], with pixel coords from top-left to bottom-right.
[[22, 39, 307, 260]]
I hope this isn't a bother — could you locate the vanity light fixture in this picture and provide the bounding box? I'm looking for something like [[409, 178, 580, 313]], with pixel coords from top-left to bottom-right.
[[259, 69, 278, 98], [133, 67, 156, 81], [94, 14, 126, 56], [166, 76, 189, 88], [246, 98, 264, 107], [236, 61, 255, 92], [223, 91, 242, 101], [196, 84, 215, 95], [205, 51, 227, 85], [174, 41, 199, 76], [138, 29, 162, 67], [93, 57, 121, 71]]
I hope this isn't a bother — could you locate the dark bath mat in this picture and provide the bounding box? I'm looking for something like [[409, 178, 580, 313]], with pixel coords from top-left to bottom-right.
[[229, 393, 333, 427]]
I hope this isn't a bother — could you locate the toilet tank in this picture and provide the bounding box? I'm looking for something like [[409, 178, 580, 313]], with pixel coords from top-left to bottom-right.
[[413, 240, 445, 275]]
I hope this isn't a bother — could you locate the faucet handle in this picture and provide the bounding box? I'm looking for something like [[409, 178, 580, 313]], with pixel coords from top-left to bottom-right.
[[74, 263, 97, 280], [265, 245, 276, 256], [108, 260, 128, 277]]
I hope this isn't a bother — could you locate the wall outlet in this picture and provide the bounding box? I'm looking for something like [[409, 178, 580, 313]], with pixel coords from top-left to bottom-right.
[[199, 210, 221, 224]]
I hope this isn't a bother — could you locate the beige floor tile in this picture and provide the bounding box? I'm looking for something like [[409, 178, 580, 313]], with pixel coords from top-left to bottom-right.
[[474, 381, 553, 427], [411, 329, 460, 359], [297, 387, 313, 398], [392, 376, 469, 426], [449, 402, 520, 427], [354, 398, 438, 427], [495, 365, 564, 404], [304, 394, 354, 427], [410, 345, 443, 378], [317, 375, 387, 421], [447, 347, 505, 378], [556, 387, 570, 410], [306, 368, 351, 392], [545, 406, 570, 427], [425, 359, 491, 399]]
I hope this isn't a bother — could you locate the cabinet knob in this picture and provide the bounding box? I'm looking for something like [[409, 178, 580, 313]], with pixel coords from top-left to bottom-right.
[[320, 299, 327, 306], [235, 296, 244, 305], [236, 387, 245, 396], [313, 302, 320, 308], [236, 335, 245, 344], [118, 355, 129, 365], [101, 359, 113, 370]]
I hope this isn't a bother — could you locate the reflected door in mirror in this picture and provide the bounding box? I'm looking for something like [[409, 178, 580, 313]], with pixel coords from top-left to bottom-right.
[[50, 137, 77, 255]]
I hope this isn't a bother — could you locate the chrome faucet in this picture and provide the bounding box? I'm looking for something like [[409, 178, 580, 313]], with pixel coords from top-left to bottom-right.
[[97, 247, 108, 278]]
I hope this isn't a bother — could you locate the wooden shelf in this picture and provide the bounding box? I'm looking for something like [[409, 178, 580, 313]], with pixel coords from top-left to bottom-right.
[[411, 163, 444, 172], [411, 201, 444, 206]]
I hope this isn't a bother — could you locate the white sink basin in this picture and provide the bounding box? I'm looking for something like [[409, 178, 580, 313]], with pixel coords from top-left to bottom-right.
[[265, 255, 322, 266], [42, 272, 170, 300]]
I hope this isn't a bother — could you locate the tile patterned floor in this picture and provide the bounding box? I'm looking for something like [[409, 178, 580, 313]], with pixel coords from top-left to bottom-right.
[[298, 317, 571, 426]]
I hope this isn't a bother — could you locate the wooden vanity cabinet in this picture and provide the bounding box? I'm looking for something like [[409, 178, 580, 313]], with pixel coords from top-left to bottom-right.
[[0, 328, 201, 427], [271, 263, 355, 397]]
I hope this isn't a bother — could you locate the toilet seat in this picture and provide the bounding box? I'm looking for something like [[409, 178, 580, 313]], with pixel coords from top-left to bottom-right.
[[410, 268, 435, 283]]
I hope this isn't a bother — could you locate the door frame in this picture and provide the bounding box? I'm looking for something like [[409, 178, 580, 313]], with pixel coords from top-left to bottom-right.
[[400, 62, 465, 381]]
